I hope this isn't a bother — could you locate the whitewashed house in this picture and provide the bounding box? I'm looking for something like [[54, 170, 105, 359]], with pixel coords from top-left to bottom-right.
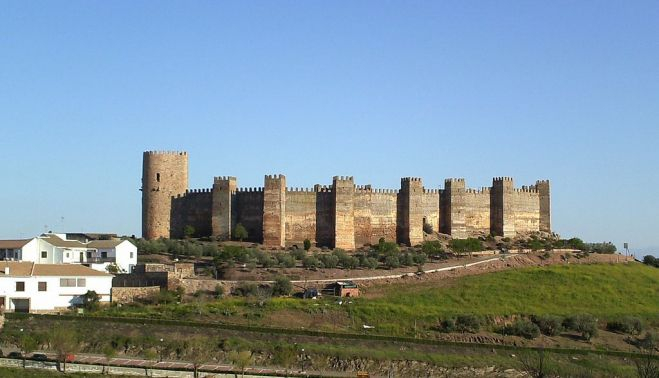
[[0, 234, 137, 273], [0, 261, 113, 313]]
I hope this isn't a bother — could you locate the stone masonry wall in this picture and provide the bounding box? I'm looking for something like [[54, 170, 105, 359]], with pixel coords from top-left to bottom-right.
[[112, 286, 160, 303], [263, 175, 286, 247], [513, 188, 540, 233], [369, 191, 398, 243], [285, 189, 317, 245], [235, 189, 264, 243], [170, 190, 212, 238], [422, 191, 440, 235], [353, 188, 373, 246], [464, 189, 491, 235], [333, 176, 355, 250], [142, 151, 188, 239]]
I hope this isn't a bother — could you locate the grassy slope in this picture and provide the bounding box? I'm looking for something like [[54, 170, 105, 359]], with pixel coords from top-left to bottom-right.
[[352, 262, 659, 328]]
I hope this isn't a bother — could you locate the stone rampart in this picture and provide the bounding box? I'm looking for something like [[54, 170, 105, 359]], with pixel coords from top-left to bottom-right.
[[112, 286, 160, 303]]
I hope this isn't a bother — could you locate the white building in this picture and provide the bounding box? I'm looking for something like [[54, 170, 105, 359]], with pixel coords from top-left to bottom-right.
[[0, 234, 137, 273], [0, 261, 113, 313]]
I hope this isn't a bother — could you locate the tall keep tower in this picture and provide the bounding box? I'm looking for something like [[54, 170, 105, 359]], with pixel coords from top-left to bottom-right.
[[142, 151, 189, 239]]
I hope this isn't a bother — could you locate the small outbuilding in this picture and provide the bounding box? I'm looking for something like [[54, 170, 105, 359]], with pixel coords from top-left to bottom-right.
[[323, 281, 359, 297]]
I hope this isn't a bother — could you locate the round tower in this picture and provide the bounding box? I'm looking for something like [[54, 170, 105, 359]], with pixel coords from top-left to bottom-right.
[[142, 151, 189, 239]]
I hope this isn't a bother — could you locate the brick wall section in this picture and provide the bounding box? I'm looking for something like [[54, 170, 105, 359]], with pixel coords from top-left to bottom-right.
[[491, 177, 516, 237], [285, 189, 317, 245], [263, 175, 286, 247], [212, 176, 236, 240], [112, 286, 160, 303], [333, 176, 355, 250], [142, 151, 188, 239]]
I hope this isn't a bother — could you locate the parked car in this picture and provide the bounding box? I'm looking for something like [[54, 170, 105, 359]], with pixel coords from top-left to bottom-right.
[[32, 353, 49, 361], [7, 351, 22, 359]]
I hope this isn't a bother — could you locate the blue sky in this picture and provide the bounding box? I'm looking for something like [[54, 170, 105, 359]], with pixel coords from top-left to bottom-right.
[[1, 2, 658, 254]]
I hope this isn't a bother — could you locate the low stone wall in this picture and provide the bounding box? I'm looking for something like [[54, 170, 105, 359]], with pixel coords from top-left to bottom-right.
[[112, 286, 160, 303]]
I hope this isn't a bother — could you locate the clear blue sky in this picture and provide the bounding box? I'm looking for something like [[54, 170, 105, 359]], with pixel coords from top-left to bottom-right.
[[1, 2, 658, 254]]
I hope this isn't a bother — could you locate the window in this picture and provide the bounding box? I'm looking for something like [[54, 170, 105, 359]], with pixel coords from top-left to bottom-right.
[[38, 282, 47, 291], [156, 173, 160, 182], [130, 252, 134, 259], [101, 252, 107, 259], [41, 251, 47, 258], [15, 281, 25, 292], [86, 251, 92, 258], [65, 252, 69, 258], [60, 278, 76, 287], [76, 278, 86, 287]]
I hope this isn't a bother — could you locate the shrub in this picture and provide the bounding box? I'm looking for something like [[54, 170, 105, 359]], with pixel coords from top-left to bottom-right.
[[319, 254, 339, 269], [290, 249, 305, 261], [81, 290, 101, 311], [455, 315, 482, 333], [234, 282, 259, 297], [439, 318, 456, 333], [303, 239, 312, 251], [413, 253, 427, 265], [449, 238, 484, 253], [362, 257, 379, 269], [643, 255, 659, 268], [271, 276, 292, 297], [401, 253, 415, 267], [563, 314, 598, 341], [302, 256, 320, 269], [277, 254, 296, 268], [184, 225, 196, 238], [531, 315, 564, 336], [378, 239, 399, 255], [587, 242, 617, 254], [233, 223, 248, 242], [421, 241, 444, 255], [606, 317, 644, 335], [566, 237, 587, 251], [384, 255, 400, 269], [214, 284, 224, 299], [501, 319, 540, 339]]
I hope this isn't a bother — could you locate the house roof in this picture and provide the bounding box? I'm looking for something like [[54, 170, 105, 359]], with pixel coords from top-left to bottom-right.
[[0, 261, 112, 277], [87, 239, 125, 248], [0, 239, 32, 249], [40, 234, 87, 248]]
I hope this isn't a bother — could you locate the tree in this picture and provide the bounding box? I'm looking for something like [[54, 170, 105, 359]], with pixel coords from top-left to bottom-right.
[[303, 239, 312, 251], [273, 344, 297, 377], [81, 290, 101, 312], [102, 344, 117, 375], [49, 326, 79, 373], [185, 338, 212, 378], [228, 350, 253, 378], [272, 276, 293, 297], [16, 334, 38, 368], [184, 225, 196, 238], [233, 223, 248, 242]]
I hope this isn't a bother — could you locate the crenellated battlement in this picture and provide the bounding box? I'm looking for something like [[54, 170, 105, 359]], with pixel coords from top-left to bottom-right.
[[286, 187, 315, 193], [236, 187, 264, 193], [355, 185, 372, 193], [144, 150, 187, 156], [493, 176, 514, 182], [214, 176, 237, 183], [465, 187, 491, 194], [314, 184, 334, 193], [423, 189, 440, 194], [332, 175, 354, 182], [401, 177, 422, 183], [445, 178, 465, 183], [185, 188, 212, 194], [265, 174, 286, 180], [516, 186, 539, 194]]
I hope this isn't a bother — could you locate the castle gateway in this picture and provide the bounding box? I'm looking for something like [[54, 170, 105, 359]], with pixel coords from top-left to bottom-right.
[[142, 151, 550, 249]]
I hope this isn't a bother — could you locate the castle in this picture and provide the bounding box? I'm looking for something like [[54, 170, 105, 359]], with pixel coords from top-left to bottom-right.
[[142, 151, 551, 249]]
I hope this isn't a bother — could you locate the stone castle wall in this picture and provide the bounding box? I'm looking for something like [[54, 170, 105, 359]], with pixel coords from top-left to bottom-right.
[[142, 152, 551, 248]]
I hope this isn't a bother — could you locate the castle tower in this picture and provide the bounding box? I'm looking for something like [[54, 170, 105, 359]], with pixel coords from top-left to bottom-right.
[[333, 176, 355, 250], [212, 176, 237, 240], [535, 180, 551, 233], [441, 178, 467, 239], [399, 177, 424, 246], [142, 151, 189, 239], [491, 177, 515, 237], [263, 174, 286, 247]]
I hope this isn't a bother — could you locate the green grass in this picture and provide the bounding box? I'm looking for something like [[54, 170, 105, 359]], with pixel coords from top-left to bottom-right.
[[355, 262, 659, 322]]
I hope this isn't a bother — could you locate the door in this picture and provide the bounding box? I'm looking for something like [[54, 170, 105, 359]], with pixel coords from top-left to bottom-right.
[[12, 298, 30, 313], [80, 252, 84, 263]]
